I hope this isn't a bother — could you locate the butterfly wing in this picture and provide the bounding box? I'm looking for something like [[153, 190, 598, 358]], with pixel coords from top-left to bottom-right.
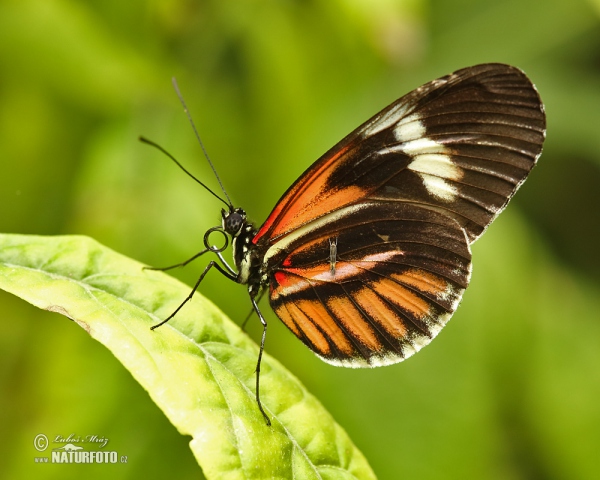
[[254, 64, 546, 245], [254, 63, 545, 366], [268, 201, 472, 366]]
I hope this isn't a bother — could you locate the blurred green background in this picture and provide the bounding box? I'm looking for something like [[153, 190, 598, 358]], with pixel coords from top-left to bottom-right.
[[1, 0, 600, 478]]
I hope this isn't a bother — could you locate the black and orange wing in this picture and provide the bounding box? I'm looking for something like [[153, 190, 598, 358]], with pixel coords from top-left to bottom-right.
[[268, 201, 472, 366], [254, 64, 545, 366]]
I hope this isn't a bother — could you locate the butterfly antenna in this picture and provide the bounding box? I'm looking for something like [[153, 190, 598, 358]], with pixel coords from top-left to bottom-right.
[[172, 77, 234, 208], [139, 137, 230, 208]]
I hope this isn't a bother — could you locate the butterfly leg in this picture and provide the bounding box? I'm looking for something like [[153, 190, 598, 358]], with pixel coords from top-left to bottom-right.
[[251, 296, 271, 426], [240, 289, 265, 332], [151, 260, 237, 330]]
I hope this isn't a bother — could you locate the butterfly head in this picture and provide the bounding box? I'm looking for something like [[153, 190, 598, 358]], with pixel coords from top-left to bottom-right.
[[221, 207, 247, 236]]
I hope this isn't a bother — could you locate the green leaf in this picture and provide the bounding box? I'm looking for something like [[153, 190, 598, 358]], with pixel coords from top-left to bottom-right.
[[0, 233, 375, 480]]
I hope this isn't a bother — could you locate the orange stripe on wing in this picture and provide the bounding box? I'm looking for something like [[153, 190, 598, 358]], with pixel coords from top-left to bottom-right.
[[354, 288, 408, 339], [276, 302, 329, 355], [273, 304, 301, 337], [391, 269, 449, 297], [253, 142, 354, 243], [371, 278, 431, 319], [326, 296, 383, 352], [273, 185, 364, 239], [283, 300, 355, 357]]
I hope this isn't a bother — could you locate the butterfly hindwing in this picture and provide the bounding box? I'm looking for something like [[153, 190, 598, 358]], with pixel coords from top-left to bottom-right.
[[252, 63, 545, 367], [268, 201, 472, 365]]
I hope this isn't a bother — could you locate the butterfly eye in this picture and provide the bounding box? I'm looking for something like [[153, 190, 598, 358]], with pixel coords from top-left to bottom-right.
[[223, 210, 246, 235]]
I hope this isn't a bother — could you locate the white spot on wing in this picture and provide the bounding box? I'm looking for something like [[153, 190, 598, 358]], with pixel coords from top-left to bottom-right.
[[392, 138, 446, 156], [416, 174, 458, 201], [401, 342, 417, 358], [393, 113, 426, 142], [410, 335, 427, 350], [273, 250, 401, 297], [408, 154, 462, 181], [387, 113, 463, 203], [363, 251, 398, 262], [428, 321, 443, 336], [362, 102, 411, 137]]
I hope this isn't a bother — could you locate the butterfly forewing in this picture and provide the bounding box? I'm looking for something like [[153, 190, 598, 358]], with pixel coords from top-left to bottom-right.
[[254, 64, 545, 244], [252, 63, 545, 367], [365, 64, 546, 242]]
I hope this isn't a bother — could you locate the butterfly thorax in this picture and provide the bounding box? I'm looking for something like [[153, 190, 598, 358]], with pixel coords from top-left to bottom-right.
[[222, 207, 263, 297]]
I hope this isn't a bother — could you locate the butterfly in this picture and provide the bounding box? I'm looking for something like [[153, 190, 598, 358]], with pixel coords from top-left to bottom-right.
[[143, 63, 546, 425]]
